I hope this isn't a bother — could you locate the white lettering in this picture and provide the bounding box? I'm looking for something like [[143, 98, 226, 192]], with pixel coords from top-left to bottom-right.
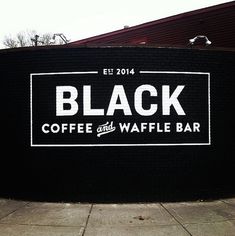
[[193, 122, 200, 132], [61, 123, 68, 133], [176, 123, 183, 132], [41, 123, 93, 133], [51, 123, 60, 133], [162, 85, 185, 115], [42, 123, 49, 133], [55, 85, 186, 117], [135, 85, 158, 116], [130, 123, 140, 132], [119, 123, 131, 132], [176, 122, 201, 132], [107, 85, 132, 116], [118, 122, 172, 133], [83, 85, 104, 116], [56, 86, 78, 116]]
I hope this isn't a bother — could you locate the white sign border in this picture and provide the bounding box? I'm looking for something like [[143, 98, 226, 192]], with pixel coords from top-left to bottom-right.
[[30, 71, 211, 147]]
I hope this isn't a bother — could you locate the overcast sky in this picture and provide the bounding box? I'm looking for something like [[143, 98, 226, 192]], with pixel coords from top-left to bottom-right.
[[0, 0, 230, 48]]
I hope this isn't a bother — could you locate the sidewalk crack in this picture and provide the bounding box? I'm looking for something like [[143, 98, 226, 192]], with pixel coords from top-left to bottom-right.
[[82, 204, 93, 236], [160, 203, 192, 236], [0, 201, 30, 221]]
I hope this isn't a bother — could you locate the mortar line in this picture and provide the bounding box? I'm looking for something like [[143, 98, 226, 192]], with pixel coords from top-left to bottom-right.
[[82, 204, 93, 236], [160, 203, 192, 236]]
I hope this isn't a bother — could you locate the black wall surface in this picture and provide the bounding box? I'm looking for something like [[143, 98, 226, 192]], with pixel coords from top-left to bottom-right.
[[0, 46, 234, 201]]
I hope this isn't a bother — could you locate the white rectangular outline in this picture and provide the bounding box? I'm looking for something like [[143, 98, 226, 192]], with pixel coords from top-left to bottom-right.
[[30, 71, 211, 147]]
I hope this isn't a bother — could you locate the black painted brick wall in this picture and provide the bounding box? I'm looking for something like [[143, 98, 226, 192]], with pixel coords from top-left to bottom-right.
[[0, 46, 234, 201]]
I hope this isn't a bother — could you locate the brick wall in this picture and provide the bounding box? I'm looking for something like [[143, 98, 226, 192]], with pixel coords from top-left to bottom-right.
[[0, 46, 234, 200]]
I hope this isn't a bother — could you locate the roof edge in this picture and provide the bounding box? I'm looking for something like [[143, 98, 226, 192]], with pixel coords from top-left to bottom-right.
[[69, 1, 235, 45]]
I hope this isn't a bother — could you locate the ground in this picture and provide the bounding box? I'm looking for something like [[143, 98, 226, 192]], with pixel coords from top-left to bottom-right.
[[0, 198, 235, 235]]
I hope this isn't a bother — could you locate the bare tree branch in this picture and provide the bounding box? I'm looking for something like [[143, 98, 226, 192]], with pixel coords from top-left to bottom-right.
[[16, 32, 27, 47], [3, 36, 18, 48], [41, 33, 53, 45], [2, 30, 66, 48]]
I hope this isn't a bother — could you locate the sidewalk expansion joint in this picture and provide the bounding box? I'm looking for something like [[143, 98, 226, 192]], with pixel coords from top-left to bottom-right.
[[181, 218, 235, 225], [160, 203, 192, 236], [0, 222, 84, 228], [82, 204, 93, 236]]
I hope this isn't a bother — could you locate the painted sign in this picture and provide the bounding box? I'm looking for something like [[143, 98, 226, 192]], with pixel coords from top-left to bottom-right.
[[1, 47, 235, 197], [30, 69, 210, 146]]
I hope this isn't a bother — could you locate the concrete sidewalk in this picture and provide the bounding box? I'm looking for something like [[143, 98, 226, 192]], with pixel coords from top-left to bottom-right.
[[0, 198, 235, 236]]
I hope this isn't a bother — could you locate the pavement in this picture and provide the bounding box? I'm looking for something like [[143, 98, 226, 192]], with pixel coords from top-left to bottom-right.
[[0, 198, 235, 236]]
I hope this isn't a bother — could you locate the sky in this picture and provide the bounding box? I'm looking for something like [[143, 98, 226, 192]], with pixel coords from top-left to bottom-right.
[[0, 0, 231, 48]]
